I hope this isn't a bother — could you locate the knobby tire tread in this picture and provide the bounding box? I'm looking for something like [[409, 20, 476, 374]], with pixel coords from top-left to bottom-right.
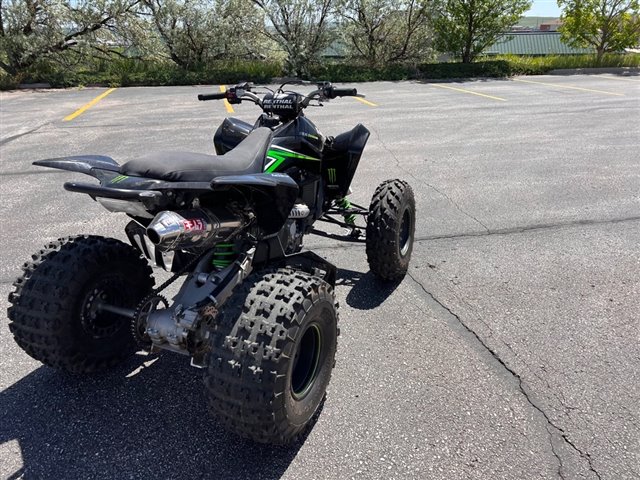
[[7, 235, 154, 373], [204, 267, 339, 444], [366, 179, 415, 280]]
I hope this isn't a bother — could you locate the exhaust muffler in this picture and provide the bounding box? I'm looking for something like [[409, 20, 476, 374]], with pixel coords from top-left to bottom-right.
[[147, 209, 242, 250]]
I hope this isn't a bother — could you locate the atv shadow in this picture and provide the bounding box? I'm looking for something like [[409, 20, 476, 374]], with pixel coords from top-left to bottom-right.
[[0, 353, 304, 479], [336, 268, 401, 310]]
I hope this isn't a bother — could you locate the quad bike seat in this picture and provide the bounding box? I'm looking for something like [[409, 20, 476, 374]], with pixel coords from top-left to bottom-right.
[[120, 127, 272, 182]]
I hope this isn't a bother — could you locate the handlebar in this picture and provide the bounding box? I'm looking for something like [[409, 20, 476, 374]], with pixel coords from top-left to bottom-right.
[[198, 93, 227, 101], [299, 85, 358, 107], [327, 87, 358, 98], [197, 82, 360, 112]]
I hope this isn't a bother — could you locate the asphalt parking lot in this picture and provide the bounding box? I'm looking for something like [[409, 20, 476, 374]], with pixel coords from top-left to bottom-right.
[[0, 73, 638, 480]]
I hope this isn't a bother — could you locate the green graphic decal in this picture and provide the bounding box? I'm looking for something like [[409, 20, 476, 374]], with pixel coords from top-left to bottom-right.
[[264, 146, 320, 173], [327, 168, 337, 184], [110, 175, 129, 184]]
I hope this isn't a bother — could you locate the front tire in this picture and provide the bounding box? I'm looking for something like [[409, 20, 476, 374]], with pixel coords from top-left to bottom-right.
[[7, 236, 154, 373], [366, 179, 416, 281], [204, 268, 339, 444]]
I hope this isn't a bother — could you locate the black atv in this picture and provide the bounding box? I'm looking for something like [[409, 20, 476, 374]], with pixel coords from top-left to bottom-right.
[[7, 81, 415, 444]]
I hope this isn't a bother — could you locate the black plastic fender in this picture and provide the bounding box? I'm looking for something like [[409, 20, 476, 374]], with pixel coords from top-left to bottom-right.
[[210, 173, 299, 235], [33, 155, 120, 181], [213, 117, 253, 154], [279, 251, 337, 287]]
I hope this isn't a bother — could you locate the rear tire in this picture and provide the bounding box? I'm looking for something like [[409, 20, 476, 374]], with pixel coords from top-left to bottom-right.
[[7, 236, 154, 373], [204, 268, 339, 445], [366, 179, 416, 281]]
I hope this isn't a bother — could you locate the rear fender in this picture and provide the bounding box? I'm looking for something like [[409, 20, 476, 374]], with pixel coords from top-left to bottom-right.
[[280, 251, 337, 287], [210, 173, 299, 235], [33, 155, 121, 182], [35, 156, 167, 215]]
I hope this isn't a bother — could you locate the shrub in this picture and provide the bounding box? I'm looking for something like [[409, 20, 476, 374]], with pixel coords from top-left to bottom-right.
[[495, 53, 640, 74], [1, 59, 285, 89], [309, 63, 415, 82], [1, 53, 638, 90], [417, 60, 515, 78]]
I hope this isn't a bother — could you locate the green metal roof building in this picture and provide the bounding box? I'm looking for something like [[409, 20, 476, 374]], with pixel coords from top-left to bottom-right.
[[487, 32, 594, 55]]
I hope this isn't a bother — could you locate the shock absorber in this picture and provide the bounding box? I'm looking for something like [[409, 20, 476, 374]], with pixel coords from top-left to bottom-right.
[[212, 243, 237, 269], [336, 197, 356, 226]]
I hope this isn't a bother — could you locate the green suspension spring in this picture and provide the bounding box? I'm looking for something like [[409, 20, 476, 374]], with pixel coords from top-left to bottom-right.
[[337, 197, 356, 226], [212, 243, 237, 269]]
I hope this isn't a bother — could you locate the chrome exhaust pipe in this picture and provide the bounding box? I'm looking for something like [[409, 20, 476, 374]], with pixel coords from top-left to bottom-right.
[[147, 209, 242, 250]]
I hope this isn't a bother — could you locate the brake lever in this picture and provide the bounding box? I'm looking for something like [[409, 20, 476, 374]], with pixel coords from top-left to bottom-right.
[[235, 81, 253, 91]]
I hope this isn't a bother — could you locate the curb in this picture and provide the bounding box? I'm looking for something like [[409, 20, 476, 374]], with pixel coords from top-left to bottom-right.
[[549, 67, 640, 75], [17, 83, 52, 89]]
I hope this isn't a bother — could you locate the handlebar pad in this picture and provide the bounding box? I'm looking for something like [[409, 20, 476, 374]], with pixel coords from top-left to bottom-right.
[[332, 88, 358, 97], [198, 93, 227, 101]]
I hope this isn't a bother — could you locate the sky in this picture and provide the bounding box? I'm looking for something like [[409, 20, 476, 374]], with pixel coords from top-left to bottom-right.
[[525, 0, 562, 17]]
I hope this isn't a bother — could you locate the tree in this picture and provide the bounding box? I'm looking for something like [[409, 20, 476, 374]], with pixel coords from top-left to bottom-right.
[[0, 0, 143, 76], [337, 0, 433, 66], [251, 0, 334, 76], [144, 0, 265, 69], [432, 0, 531, 63], [558, 0, 640, 63]]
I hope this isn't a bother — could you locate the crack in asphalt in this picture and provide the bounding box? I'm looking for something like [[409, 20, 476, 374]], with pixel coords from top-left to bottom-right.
[[311, 214, 640, 251], [0, 122, 50, 146], [441, 280, 499, 344], [406, 271, 603, 480], [369, 124, 490, 233], [413, 215, 640, 242], [421, 181, 491, 233]]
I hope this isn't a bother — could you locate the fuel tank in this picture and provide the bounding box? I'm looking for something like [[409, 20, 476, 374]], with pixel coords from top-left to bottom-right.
[[213, 116, 324, 175], [266, 117, 324, 175]]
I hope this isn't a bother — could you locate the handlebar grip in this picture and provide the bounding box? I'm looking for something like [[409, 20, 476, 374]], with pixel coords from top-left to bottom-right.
[[198, 93, 227, 101], [332, 88, 358, 97]]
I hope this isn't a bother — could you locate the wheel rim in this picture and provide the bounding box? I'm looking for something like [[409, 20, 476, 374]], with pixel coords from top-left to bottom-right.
[[291, 324, 322, 400], [81, 276, 128, 338], [399, 208, 412, 257]]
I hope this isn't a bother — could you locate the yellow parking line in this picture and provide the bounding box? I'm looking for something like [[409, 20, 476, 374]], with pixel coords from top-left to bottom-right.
[[220, 85, 234, 113], [354, 96, 378, 107], [513, 78, 624, 96], [63, 88, 116, 121], [430, 83, 506, 102]]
